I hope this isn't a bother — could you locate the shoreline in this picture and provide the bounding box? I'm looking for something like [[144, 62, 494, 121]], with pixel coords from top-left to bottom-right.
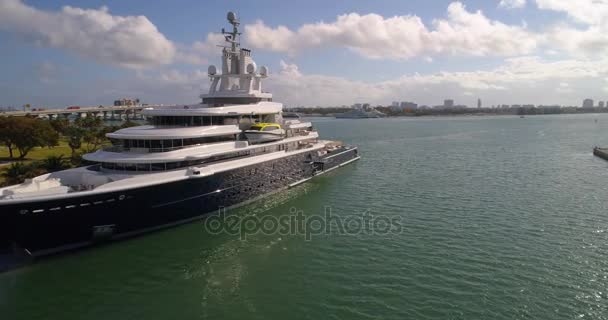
[[298, 112, 608, 119]]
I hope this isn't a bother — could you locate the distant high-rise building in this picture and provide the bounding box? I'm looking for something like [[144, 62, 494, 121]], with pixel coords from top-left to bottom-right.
[[390, 101, 401, 112], [400, 101, 418, 110], [583, 99, 594, 108], [114, 98, 140, 106], [599, 101, 605, 108], [444, 99, 454, 108], [477, 98, 482, 108]]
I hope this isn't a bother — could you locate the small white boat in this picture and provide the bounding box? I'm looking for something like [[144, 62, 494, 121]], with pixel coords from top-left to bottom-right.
[[245, 123, 285, 144]]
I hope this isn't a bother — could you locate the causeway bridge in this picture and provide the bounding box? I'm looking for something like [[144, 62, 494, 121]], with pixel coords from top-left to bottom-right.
[[0, 105, 156, 120]]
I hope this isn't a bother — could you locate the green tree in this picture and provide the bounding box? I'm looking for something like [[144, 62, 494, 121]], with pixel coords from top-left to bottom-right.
[[40, 155, 70, 172], [2, 162, 29, 185], [74, 116, 106, 152], [120, 120, 139, 129], [0, 117, 17, 158], [0, 117, 59, 159], [49, 118, 69, 134], [1, 162, 46, 186], [14, 118, 59, 158], [65, 125, 84, 158]]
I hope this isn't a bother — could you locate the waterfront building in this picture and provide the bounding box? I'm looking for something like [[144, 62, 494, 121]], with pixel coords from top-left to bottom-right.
[[400, 102, 418, 110], [444, 99, 454, 108], [583, 99, 594, 108], [114, 98, 141, 107]]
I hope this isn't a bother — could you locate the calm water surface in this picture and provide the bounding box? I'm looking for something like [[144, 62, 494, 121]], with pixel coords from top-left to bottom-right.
[[2, 114, 608, 319]]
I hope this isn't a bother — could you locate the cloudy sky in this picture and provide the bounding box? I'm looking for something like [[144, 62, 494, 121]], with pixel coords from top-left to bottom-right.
[[1, 0, 608, 108]]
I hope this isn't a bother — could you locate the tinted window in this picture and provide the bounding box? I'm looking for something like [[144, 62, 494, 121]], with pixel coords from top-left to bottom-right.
[[151, 163, 165, 171]]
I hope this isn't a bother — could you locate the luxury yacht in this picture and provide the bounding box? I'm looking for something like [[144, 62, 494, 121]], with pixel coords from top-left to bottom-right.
[[0, 12, 359, 258]]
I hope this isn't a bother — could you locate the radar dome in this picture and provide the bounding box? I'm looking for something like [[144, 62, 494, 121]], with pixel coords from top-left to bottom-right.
[[246, 62, 257, 74], [227, 12, 237, 23], [260, 66, 269, 77], [208, 65, 217, 76]]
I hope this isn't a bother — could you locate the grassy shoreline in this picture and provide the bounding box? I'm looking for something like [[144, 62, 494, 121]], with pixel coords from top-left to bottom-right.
[[0, 140, 73, 165], [0, 140, 77, 186]]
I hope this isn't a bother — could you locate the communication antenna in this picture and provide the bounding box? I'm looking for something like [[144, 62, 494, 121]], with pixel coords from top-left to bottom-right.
[[223, 11, 240, 53]]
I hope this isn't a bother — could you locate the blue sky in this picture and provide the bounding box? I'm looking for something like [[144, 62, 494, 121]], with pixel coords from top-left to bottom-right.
[[0, 0, 607, 108]]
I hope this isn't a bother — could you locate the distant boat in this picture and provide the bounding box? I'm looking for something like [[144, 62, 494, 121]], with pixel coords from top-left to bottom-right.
[[520, 115, 525, 118], [336, 109, 386, 119], [283, 112, 300, 119]]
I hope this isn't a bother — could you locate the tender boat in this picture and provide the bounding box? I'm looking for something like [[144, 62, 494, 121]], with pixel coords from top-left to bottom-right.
[[0, 11, 360, 261], [244, 123, 285, 143]]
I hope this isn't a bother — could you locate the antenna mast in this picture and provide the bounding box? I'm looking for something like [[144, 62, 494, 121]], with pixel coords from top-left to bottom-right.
[[224, 11, 240, 53]]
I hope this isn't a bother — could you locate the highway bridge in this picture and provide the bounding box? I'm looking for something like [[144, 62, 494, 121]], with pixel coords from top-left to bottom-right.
[[0, 105, 154, 120]]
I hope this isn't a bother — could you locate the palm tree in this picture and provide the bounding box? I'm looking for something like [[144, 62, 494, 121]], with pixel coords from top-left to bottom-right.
[[2, 162, 29, 185], [41, 155, 70, 172]]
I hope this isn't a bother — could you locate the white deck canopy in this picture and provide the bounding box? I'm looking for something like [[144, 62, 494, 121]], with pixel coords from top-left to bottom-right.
[[142, 101, 282, 117], [106, 125, 241, 140]]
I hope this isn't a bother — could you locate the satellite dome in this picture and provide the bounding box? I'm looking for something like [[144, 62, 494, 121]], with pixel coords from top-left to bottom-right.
[[208, 65, 217, 76], [246, 62, 257, 74], [260, 66, 269, 77], [227, 11, 237, 23]]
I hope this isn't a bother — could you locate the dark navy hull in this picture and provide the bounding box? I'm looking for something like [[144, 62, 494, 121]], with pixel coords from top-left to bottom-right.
[[0, 147, 359, 258]]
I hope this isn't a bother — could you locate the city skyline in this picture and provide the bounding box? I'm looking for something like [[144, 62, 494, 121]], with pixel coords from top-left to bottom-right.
[[2, 0, 608, 108]]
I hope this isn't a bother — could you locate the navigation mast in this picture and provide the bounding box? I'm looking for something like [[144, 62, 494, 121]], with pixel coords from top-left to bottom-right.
[[223, 11, 240, 53]]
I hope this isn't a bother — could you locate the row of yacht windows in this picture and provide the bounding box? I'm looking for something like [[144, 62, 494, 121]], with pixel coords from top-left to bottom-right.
[[110, 135, 237, 152], [100, 142, 304, 172], [100, 152, 248, 172], [150, 115, 276, 127], [151, 116, 239, 126]]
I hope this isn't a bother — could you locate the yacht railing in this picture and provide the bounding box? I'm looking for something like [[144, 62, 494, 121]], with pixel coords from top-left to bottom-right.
[[102, 145, 191, 153]]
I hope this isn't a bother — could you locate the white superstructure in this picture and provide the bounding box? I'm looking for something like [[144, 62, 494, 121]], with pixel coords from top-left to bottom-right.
[[0, 11, 322, 201]]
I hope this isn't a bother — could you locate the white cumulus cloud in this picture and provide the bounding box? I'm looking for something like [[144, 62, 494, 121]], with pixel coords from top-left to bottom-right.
[[499, 0, 527, 9], [176, 33, 226, 65], [266, 56, 608, 107], [244, 2, 538, 60], [535, 0, 608, 25], [0, 0, 176, 68], [534, 0, 608, 58]]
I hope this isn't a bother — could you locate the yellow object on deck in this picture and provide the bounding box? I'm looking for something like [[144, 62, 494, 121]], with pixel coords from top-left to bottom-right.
[[249, 123, 282, 131]]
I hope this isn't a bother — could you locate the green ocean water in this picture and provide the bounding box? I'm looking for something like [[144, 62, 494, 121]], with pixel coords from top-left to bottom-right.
[[2, 114, 608, 319]]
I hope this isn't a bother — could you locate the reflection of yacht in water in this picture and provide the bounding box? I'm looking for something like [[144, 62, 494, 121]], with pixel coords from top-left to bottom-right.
[[336, 108, 386, 119], [0, 12, 360, 259]]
